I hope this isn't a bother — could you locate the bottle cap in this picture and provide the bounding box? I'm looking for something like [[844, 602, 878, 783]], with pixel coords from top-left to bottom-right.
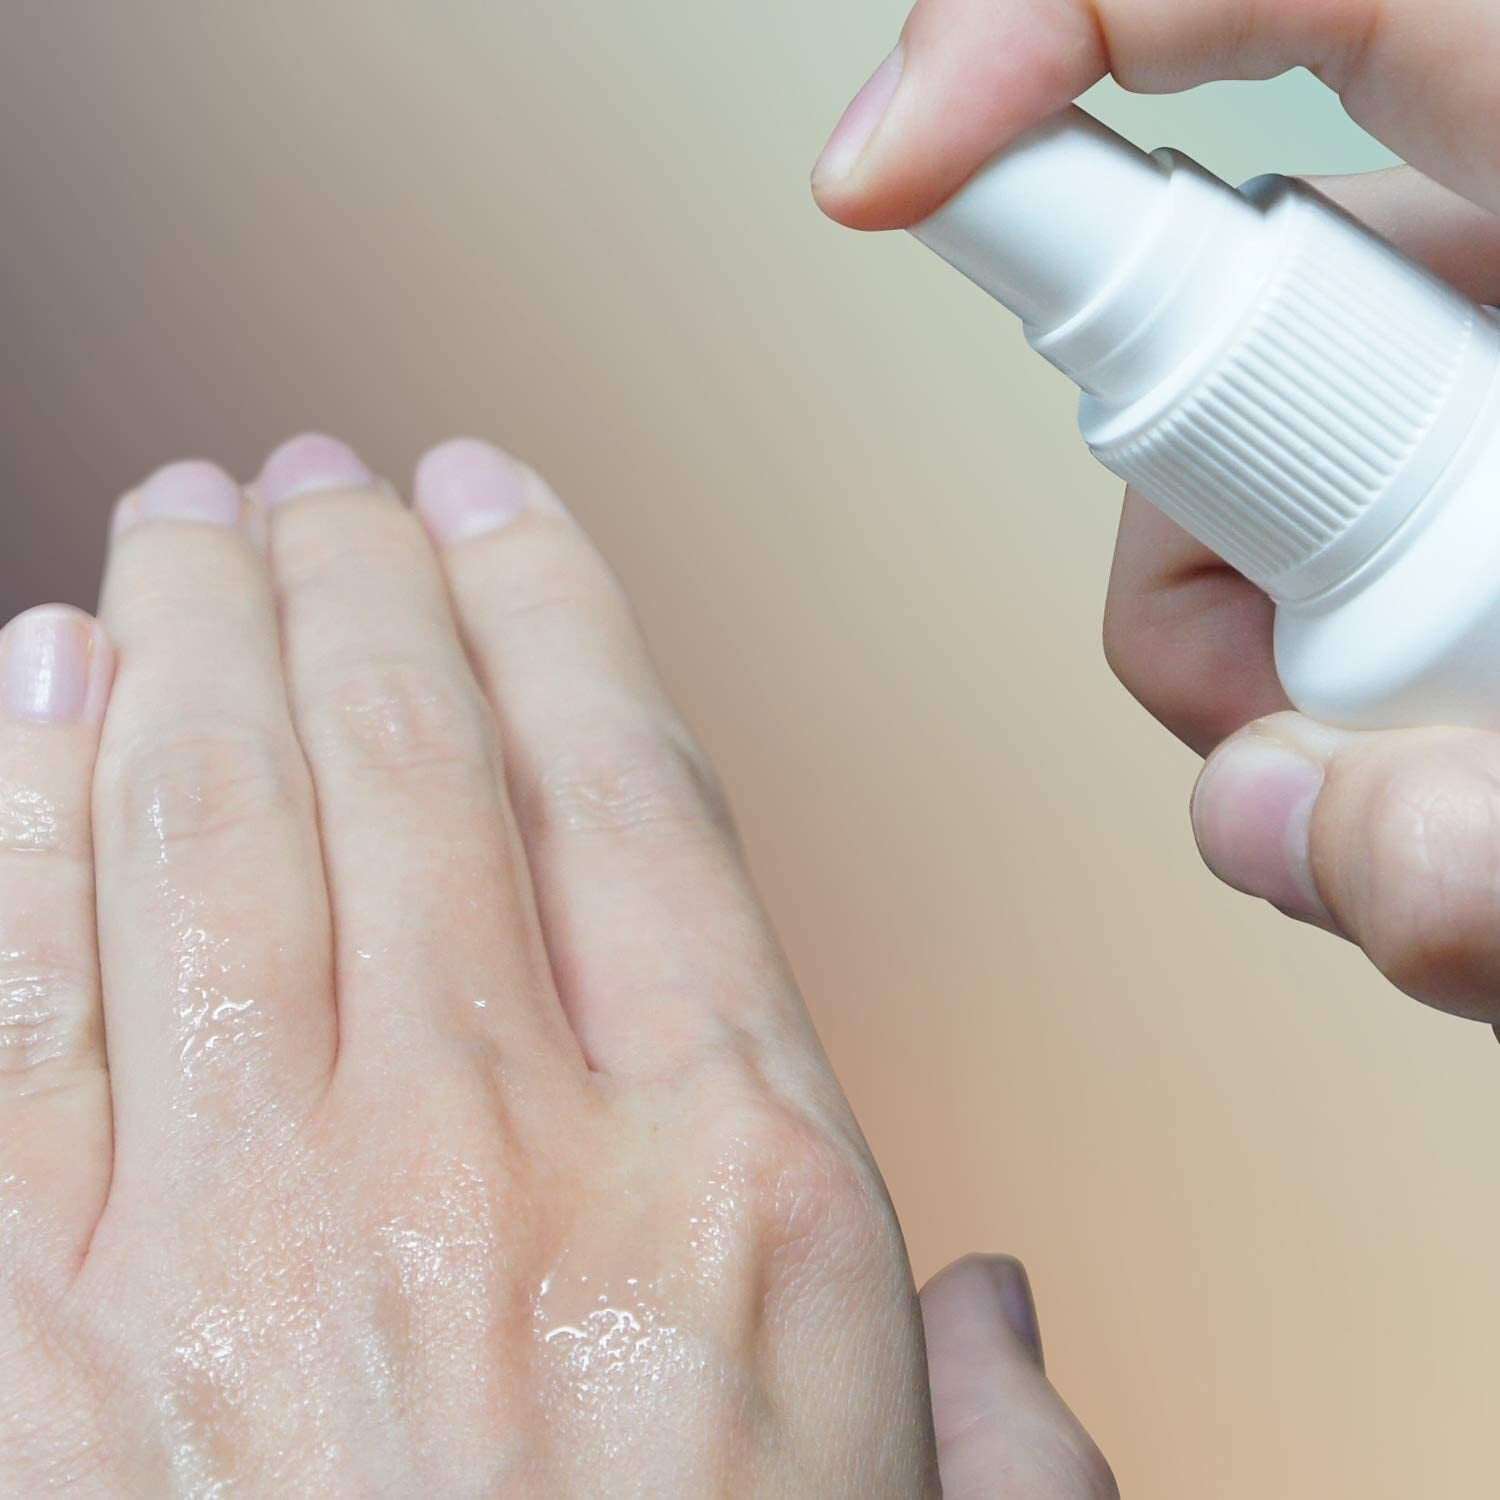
[[912, 109, 1495, 603]]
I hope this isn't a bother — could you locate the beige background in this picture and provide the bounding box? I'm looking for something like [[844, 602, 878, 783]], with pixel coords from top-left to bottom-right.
[[1, 3, 1488, 1494]]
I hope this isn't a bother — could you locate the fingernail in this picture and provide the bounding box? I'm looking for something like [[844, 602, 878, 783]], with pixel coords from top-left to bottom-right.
[[984, 1256, 1044, 1368], [1192, 736, 1330, 924], [258, 432, 374, 508], [813, 45, 904, 187], [117, 460, 242, 534], [413, 438, 531, 544], [0, 607, 108, 725]]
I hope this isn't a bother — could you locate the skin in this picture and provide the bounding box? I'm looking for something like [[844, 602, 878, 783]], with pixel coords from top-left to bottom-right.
[[0, 434, 1112, 1496], [814, 0, 1500, 1026]]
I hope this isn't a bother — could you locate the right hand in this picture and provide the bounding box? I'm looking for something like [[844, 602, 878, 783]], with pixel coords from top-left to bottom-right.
[[921, 1255, 1117, 1500], [813, 0, 1500, 1024]]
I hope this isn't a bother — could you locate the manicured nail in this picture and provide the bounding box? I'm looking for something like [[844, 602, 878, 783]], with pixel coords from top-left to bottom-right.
[[0, 606, 108, 724], [414, 438, 531, 544], [984, 1256, 1044, 1368], [1192, 736, 1331, 924], [258, 432, 374, 508], [813, 45, 904, 187], [117, 460, 242, 534]]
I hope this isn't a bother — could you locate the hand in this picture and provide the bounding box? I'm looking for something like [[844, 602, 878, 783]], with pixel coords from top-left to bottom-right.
[[919, 1255, 1117, 1500], [0, 433, 1111, 1494], [813, 0, 1500, 1024]]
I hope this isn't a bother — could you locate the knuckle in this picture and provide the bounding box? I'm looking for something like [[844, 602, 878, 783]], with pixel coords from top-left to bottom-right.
[[1101, 601, 1180, 724], [979, 1432, 1117, 1500], [0, 947, 98, 1084], [483, 521, 624, 627], [525, 720, 731, 844], [705, 1086, 895, 1267], [1066, 1444, 1121, 1500], [1336, 744, 1500, 1010], [98, 721, 304, 854], [762, 1113, 882, 1247], [309, 658, 493, 782], [275, 499, 423, 594], [0, 775, 78, 860], [989, 1434, 1117, 1500], [1099, 595, 1138, 694], [1101, 590, 1260, 755], [1301, 0, 1386, 88]]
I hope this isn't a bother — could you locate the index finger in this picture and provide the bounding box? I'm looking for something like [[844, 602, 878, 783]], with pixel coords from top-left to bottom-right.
[[813, 0, 1500, 229]]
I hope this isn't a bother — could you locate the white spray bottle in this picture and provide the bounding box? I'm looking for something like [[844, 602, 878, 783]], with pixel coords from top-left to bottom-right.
[[912, 108, 1500, 730]]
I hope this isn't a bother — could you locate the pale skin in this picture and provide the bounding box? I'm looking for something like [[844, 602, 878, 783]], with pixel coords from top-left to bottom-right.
[[23, 0, 1499, 1487], [814, 0, 1500, 1024], [0, 435, 1111, 1496]]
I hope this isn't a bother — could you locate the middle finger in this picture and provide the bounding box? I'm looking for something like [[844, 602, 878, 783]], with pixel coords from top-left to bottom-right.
[[257, 435, 581, 1086]]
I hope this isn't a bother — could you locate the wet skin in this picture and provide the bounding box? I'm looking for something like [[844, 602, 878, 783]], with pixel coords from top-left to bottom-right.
[[0, 433, 1118, 1498], [0, 436, 936, 1496]]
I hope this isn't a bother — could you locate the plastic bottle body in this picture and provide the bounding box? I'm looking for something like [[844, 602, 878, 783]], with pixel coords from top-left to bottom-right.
[[1274, 365, 1500, 730], [911, 108, 1500, 731]]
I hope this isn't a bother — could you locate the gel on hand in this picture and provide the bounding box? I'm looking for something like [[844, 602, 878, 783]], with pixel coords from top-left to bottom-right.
[[912, 107, 1500, 731]]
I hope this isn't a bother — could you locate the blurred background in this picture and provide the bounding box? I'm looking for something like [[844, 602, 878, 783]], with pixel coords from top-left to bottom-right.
[[1, 2, 1486, 1494]]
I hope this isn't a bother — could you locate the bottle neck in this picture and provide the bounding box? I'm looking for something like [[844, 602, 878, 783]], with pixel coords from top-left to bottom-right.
[[1078, 175, 1495, 604], [911, 112, 1495, 605], [1027, 152, 1266, 404], [910, 107, 1171, 334]]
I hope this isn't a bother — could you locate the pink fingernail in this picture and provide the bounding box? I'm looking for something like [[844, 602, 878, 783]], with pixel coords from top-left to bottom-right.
[[258, 432, 374, 508], [414, 438, 531, 544], [0, 606, 109, 725], [813, 45, 904, 187], [119, 460, 242, 533], [1192, 737, 1330, 924]]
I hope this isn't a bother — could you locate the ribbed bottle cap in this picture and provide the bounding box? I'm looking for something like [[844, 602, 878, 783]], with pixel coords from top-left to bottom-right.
[[913, 111, 1499, 603], [1083, 176, 1492, 601]]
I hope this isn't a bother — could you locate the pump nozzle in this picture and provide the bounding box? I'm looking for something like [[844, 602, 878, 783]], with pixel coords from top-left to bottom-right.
[[912, 107, 1171, 330], [905, 106, 1490, 606]]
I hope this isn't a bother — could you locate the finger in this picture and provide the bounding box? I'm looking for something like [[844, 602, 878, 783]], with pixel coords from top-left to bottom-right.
[[94, 462, 334, 1172], [414, 440, 806, 1077], [1103, 489, 1288, 756], [1192, 712, 1500, 1021], [1314, 166, 1500, 304], [1103, 167, 1500, 756], [813, 0, 1500, 229], [921, 1254, 1117, 1500], [0, 607, 114, 1264], [256, 435, 580, 1080]]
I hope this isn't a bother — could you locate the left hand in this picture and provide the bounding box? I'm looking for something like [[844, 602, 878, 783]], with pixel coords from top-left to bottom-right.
[[0, 432, 1113, 1494]]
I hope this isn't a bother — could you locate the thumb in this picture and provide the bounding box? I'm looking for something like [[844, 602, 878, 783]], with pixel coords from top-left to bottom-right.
[[921, 1254, 1116, 1500], [813, 0, 1500, 231], [1192, 712, 1500, 1020]]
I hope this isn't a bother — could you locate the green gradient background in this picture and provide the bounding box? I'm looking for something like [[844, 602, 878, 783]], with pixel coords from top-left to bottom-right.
[[1, 4, 1483, 1495]]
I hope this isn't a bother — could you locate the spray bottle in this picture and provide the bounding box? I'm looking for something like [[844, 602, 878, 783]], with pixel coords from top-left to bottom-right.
[[912, 108, 1500, 729]]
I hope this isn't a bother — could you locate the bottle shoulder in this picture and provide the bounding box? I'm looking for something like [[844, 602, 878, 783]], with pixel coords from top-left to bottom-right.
[[1275, 415, 1500, 729]]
